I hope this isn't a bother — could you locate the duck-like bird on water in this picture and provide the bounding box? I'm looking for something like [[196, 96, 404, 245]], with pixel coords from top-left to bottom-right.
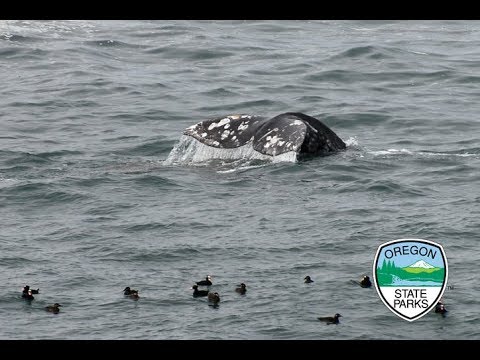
[[196, 276, 212, 286], [317, 313, 342, 325], [208, 292, 220, 305], [22, 288, 35, 301], [192, 285, 209, 297], [360, 275, 372, 288], [123, 287, 140, 299], [45, 303, 62, 314], [235, 283, 247, 294], [435, 300, 447, 316], [22, 285, 39, 296]]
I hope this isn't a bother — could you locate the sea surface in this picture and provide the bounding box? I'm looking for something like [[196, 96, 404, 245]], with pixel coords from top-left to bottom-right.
[[0, 20, 479, 340]]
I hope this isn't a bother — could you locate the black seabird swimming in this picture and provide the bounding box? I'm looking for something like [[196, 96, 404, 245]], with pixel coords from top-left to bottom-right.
[[22, 288, 35, 301], [235, 283, 247, 294], [123, 287, 138, 295], [435, 300, 447, 316], [304, 276, 314, 284], [317, 313, 342, 325], [208, 292, 220, 305], [45, 303, 62, 314], [192, 285, 209, 297], [196, 276, 212, 286], [360, 275, 372, 288], [350, 275, 372, 288], [123, 287, 140, 299], [22, 285, 40, 294]]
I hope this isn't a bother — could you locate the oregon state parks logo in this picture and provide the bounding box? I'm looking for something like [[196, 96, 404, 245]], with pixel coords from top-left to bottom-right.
[[373, 238, 448, 322]]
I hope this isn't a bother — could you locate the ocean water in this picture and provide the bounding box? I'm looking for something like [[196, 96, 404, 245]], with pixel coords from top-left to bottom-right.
[[0, 20, 479, 340]]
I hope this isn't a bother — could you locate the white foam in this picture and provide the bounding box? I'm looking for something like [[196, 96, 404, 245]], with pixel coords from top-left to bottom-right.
[[216, 164, 268, 174], [350, 27, 377, 32], [371, 148, 413, 156], [0, 176, 19, 189], [344, 136, 358, 147], [368, 148, 478, 158], [418, 152, 477, 158], [407, 49, 428, 55]]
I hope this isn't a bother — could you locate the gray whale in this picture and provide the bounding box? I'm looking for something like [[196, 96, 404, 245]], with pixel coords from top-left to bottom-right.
[[184, 112, 346, 159]]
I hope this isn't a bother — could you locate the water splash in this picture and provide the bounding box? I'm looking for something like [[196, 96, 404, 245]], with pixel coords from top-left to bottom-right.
[[344, 136, 359, 147], [163, 135, 297, 167]]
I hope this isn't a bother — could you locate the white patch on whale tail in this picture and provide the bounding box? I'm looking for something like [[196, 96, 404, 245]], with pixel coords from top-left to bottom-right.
[[207, 117, 231, 130], [164, 135, 297, 166]]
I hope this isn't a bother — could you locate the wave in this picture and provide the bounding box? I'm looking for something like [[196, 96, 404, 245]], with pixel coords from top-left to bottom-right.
[[368, 148, 479, 158], [83, 39, 145, 49]]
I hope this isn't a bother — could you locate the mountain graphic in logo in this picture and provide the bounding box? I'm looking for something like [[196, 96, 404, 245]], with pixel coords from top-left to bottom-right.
[[376, 258, 445, 287], [373, 238, 448, 322]]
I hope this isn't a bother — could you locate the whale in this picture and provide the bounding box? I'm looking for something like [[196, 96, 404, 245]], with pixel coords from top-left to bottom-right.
[[183, 112, 346, 160]]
